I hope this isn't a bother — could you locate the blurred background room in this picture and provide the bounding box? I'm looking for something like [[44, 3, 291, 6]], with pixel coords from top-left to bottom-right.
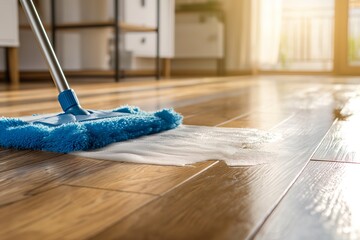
[[0, 0, 360, 84]]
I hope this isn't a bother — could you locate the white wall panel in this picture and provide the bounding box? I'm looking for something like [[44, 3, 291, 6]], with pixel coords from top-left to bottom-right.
[[0, 0, 19, 47]]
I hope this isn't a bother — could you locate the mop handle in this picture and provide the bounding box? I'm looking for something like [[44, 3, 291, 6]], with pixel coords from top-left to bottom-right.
[[19, 0, 70, 93]]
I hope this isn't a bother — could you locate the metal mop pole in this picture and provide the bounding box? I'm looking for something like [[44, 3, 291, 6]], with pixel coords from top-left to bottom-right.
[[19, 0, 89, 115], [19, 0, 69, 93]]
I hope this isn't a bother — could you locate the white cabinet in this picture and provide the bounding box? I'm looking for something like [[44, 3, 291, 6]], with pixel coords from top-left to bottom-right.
[[125, 0, 175, 58], [124, 0, 157, 27], [175, 14, 223, 59], [0, 0, 19, 47]]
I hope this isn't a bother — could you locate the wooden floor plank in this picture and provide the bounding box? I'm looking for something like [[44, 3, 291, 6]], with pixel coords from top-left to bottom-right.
[[0, 155, 106, 206], [0, 79, 252, 117], [182, 87, 283, 126], [312, 90, 360, 163], [219, 111, 293, 129], [35, 160, 218, 196], [254, 161, 360, 240], [0, 149, 62, 172], [0, 185, 155, 240], [312, 119, 360, 163], [91, 99, 334, 239], [174, 88, 253, 118], [0, 87, 240, 117], [0, 77, 245, 102]]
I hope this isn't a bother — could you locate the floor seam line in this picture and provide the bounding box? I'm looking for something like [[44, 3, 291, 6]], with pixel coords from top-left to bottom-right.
[[63, 184, 159, 196], [311, 158, 360, 164], [90, 161, 221, 238], [0, 185, 64, 209], [0, 153, 64, 173], [159, 161, 220, 197]]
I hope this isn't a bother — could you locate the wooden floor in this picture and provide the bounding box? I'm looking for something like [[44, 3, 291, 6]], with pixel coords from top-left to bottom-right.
[[1, 75, 360, 239]]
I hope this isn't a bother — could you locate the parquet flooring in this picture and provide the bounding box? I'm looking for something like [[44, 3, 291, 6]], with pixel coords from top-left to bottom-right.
[[1, 76, 360, 239]]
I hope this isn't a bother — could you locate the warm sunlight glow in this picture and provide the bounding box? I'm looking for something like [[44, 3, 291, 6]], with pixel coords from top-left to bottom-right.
[[335, 118, 360, 156], [340, 167, 360, 237], [260, 0, 335, 71]]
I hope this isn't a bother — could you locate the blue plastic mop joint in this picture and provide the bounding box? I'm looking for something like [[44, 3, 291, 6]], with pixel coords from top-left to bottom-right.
[[58, 89, 89, 115]]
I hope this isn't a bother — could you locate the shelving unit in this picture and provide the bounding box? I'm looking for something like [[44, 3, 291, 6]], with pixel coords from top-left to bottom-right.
[[50, 0, 161, 81]]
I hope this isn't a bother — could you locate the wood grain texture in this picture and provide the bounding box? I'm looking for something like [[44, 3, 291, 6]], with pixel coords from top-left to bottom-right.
[[219, 111, 292, 129], [312, 120, 360, 163], [0, 149, 62, 172], [0, 78, 253, 117], [62, 161, 217, 195], [313, 98, 360, 163], [0, 155, 105, 206], [255, 161, 360, 240], [312, 88, 360, 162], [0, 185, 155, 240]]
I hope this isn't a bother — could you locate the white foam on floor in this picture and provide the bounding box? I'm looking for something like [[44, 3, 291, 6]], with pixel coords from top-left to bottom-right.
[[72, 125, 281, 166]]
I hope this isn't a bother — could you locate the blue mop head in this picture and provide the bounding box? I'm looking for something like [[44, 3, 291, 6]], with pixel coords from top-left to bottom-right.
[[0, 106, 182, 153]]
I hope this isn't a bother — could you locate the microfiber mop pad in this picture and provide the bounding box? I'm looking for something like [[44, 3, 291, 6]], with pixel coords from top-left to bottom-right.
[[0, 106, 182, 153]]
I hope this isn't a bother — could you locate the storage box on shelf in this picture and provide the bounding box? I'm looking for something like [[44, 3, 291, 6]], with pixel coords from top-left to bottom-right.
[[0, 0, 19, 85]]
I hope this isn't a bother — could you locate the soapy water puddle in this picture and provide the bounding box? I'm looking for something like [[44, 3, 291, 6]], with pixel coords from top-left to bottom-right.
[[288, 85, 360, 120], [73, 125, 282, 167], [284, 86, 334, 110], [18, 113, 282, 167], [74, 87, 336, 167]]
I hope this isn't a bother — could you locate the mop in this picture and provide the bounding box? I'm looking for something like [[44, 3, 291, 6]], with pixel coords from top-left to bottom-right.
[[0, 0, 182, 153]]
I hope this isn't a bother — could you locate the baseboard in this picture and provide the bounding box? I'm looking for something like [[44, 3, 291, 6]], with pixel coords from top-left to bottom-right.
[[258, 70, 334, 75], [3, 69, 316, 82], [171, 69, 252, 77], [171, 70, 219, 77], [0, 70, 253, 82], [0, 70, 158, 81], [226, 70, 253, 76]]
